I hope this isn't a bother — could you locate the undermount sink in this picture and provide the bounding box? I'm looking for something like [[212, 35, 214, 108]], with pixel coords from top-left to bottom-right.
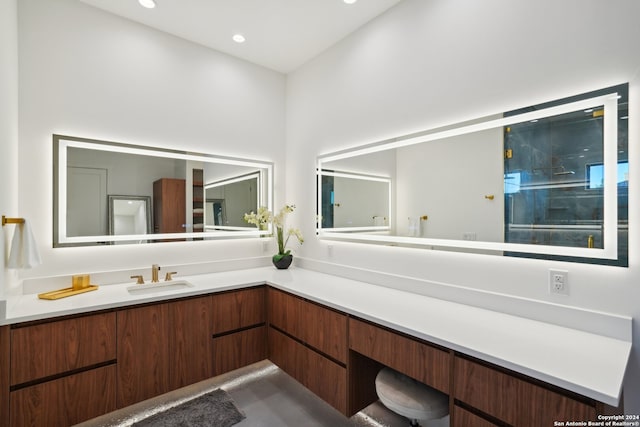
[[127, 280, 194, 295]]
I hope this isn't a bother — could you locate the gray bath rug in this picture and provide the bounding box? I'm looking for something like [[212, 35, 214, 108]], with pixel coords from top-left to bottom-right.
[[134, 388, 245, 427]]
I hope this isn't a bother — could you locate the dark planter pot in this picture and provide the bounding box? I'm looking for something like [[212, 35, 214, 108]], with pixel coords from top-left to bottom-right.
[[272, 254, 293, 270]]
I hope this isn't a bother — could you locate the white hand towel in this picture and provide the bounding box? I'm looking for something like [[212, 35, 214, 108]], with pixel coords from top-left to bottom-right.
[[7, 221, 42, 269]]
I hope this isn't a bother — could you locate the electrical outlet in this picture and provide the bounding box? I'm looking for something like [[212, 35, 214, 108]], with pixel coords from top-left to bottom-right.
[[549, 269, 569, 295], [462, 232, 477, 241]]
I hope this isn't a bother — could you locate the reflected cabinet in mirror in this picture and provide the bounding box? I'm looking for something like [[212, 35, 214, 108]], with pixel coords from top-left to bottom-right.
[[317, 84, 628, 266], [54, 135, 273, 246]]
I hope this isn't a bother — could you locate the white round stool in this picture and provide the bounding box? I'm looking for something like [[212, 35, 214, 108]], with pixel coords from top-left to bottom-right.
[[375, 367, 449, 427]]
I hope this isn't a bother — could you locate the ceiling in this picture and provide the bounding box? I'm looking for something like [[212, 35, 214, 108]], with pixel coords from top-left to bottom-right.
[[79, 0, 404, 73]]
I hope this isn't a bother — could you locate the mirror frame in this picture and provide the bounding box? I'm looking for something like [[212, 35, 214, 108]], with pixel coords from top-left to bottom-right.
[[317, 91, 621, 261], [54, 134, 273, 246]]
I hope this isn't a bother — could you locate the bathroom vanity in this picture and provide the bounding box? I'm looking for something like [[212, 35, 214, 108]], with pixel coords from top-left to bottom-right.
[[0, 267, 630, 426]]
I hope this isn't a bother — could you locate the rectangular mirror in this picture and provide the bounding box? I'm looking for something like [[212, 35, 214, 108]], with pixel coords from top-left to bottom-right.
[[317, 84, 628, 265], [54, 135, 273, 246]]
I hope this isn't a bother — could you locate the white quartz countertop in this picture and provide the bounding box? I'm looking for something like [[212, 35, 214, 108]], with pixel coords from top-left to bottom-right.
[[1, 266, 630, 407]]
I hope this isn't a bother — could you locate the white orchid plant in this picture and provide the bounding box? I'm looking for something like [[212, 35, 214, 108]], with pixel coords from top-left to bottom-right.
[[244, 204, 304, 262]]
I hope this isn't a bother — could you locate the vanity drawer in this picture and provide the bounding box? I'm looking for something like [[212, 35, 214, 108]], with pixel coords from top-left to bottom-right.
[[212, 287, 265, 334], [268, 288, 347, 363], [10, 312, 116, 386], [10, 364, 116, 427], [212, 326, 267, 375], [268, 327, 347, 415], [454, 356, 596, 426], [452, 405, 500, 427], [268, 288, 303, 338], [349, 318, 450, 393]]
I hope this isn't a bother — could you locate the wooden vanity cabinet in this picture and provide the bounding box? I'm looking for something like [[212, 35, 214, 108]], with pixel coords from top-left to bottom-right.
[[349, 318, 450, 393], [10, 366, 117, 427], [269, 327, 348, 414], [453, 355, 600, 427], [211, 287, 266, 375], [1, 283, 623, 427], [117, 295, 214, 407], [117, 302, 171, 407], [8, 312, 117, 427], [10, 313, 116, 385], [452, 405, 501, 427], [1, 326, 11, 427], [268, 287, 347, 363], [267, 288, 348, 415], [211, 286, 265, 334], [117, 288, 266, 407], [347, 317, 451, 417], [0, 326, 11, 427], [169, 295, 214, 388]]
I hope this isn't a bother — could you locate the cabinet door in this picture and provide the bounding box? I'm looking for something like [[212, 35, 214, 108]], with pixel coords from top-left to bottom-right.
[[10, 365, 116, 427], [1, 326, 9, 427], [212, 287, 265, 334], [268, 328, 347, 415], [304, 301, 347, 364], [169, 296, 213, 389], [268, 327, 306, 385], [304, 342, 348, 415], [11, 312, 116, 385], [117, 303, 170, 407], [454, 356, 596, 426], [349, 318, 450, 393], [268, 288, 347, 363], [452, 405, 500, 427], [213, 326, 266, 375], [268, 288, 303, 338]]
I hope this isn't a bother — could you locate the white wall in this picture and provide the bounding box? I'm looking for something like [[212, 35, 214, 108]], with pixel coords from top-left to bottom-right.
[[286, 0, 640, 413], [15, 0, 286, 281], [0, 0, 19, 298]]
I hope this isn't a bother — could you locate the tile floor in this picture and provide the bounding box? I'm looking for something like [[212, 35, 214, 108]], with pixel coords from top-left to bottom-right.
[[77, 360, 411, 427], [224, 361, 408, 427]]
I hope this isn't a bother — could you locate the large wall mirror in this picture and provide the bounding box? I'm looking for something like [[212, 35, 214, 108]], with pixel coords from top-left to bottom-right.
[[317, 84, 628, 266], [54, 135, 273, 246]]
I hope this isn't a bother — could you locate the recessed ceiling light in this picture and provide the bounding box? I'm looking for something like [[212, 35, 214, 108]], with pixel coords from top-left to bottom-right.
[[344, 0, 358, 4], [233, 34, 246, 43], [138, 0, 156, 9]]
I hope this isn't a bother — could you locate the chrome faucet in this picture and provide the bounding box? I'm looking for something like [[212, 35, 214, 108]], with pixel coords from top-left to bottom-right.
[[151, 264, 160, 283]]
